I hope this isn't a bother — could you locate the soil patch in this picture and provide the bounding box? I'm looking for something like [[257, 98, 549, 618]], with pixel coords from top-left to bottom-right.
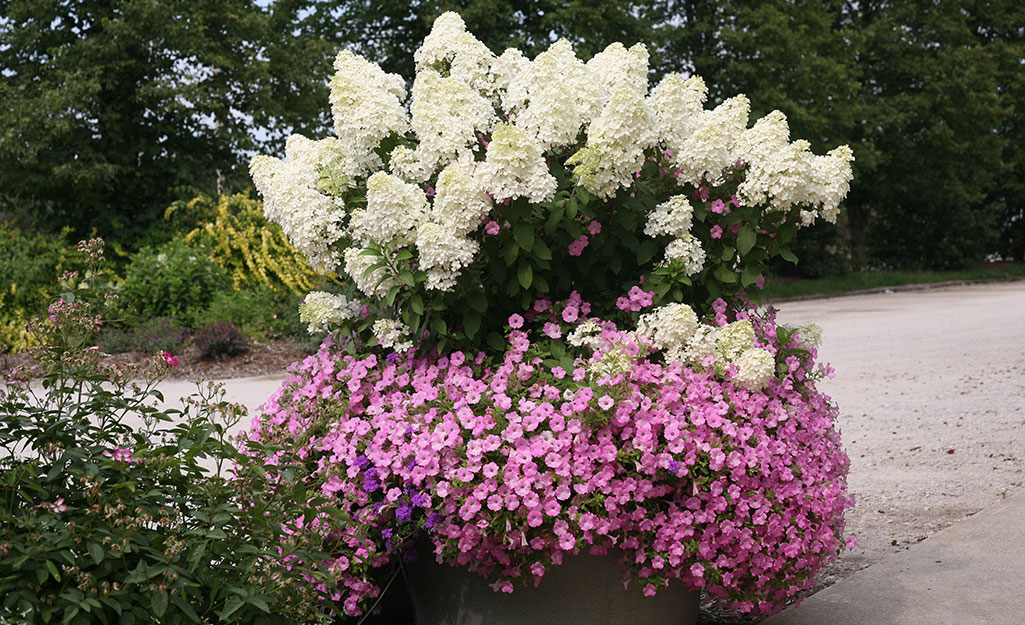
[[1, 339, 308, 381]]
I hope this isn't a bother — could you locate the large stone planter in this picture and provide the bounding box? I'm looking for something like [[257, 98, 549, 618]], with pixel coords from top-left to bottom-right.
[[405, 542, 699, 625]]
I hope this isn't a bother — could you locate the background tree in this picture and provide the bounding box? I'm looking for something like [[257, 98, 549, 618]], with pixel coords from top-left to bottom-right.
[[2, 0, 1023, 271], [656, 0, 1017, 270], [0, 0, 331, 246]]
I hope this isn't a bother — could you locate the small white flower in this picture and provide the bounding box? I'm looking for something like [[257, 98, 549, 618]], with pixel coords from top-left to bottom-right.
[[733, 347, 776, 391], [372, 318, 413, 352]]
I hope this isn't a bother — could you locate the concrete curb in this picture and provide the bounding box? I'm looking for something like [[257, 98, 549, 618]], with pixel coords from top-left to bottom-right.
[[764, 275, 1025, 304], [762, 486, 1025, 625]]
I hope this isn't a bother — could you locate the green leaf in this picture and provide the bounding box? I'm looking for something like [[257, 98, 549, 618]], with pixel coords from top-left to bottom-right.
[[393, 249, 414, 262], [62, 606, 80, 625], [503, 242, 519, 265], [517, 262, 533, 289], [151, 591, 168, 618], [248, 596, 271, 614], [532, 238, 552, 261], [430, 317, 447, 335], [410, 295, 424, 315], [397, 270, 416, 288], [737, 227, 757, 256], [385, 285, 400, 307], [576, 186, 592, 205], [513, 223, 535, 251], [714, 265, 739, 283], [780, 247, 799, 264], [741, 264, 761, 287], [362, 261, 387, 277], [462, 311, 481, 339], [544, 204, 565, 235], [170, 596, 199, 622], [46, 560, 61, 582], [88, 543, 104, 565], [219, 596, 244, 621], [486, 332, 505, 351], [636, 240, 658, 265]]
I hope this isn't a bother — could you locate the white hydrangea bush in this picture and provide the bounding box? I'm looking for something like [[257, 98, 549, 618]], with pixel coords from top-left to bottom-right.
[[250, 11, 854, 357]]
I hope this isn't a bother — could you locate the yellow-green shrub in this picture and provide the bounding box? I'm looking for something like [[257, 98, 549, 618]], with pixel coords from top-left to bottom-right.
[[168, 193, 327, 294]]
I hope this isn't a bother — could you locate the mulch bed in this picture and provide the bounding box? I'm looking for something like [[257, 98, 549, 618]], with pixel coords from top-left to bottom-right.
[[1, 340, 309, 381]]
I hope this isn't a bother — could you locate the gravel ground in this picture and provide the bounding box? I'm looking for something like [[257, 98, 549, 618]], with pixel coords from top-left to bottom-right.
[[773, 282, 1025, 591]]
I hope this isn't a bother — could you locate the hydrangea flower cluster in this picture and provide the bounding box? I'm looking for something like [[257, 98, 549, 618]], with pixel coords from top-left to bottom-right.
[[248, 293, 851, 618], [249, 12, 854, 350]]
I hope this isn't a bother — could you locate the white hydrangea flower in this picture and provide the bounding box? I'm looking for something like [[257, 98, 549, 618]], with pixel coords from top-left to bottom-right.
[[733, 347, 776, 391], [349, 172, 429, 246], [674, 95, 750, 185], [637, 303, 699, 362], [586, 42, 649, 98], [250, 135, 348, 273], [644, 195, 693, 238], [568, 84, 656, 199], [343, 247, 399, 299], [388, 145, 432, 183], [415, 12, 500, 99], [415, 222, 479, 291], [734, 110, 792, 208], [796, 322, 823, 349], [715, 320, 755, 362], [490, 48, 530, 95], [588, 345, 634, 381], [734, 110, 855, 221], [808, 145, 855, 223], [298, 291, 361, 334], [503, 39, 604, 150], [431, 160, 492, 234], [479, 123, 557, 203], [664, 235, 705, 276], [409, 69, 496, 177], [372, 318, 413, 352], [648, 74, 707, 157], [684, 325, 718, 366], [567, 320, 603, 349], [329, 51, 409, 176]]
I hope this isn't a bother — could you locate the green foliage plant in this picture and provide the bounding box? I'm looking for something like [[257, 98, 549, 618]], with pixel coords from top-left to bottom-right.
[[0, 223, 74, 352], [173, 193, 327, 294], [120, 239, 230, 329], [0, 239, 338, 625]]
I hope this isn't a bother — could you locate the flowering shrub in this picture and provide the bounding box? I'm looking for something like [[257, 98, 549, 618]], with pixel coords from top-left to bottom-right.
[[175, 193, 326, 294], [246, 11, 855, 621], [250, 293, 851, 617], [0, 239, 337, 625], [120, 238, 230, 328], [251, 13, 853, 354]]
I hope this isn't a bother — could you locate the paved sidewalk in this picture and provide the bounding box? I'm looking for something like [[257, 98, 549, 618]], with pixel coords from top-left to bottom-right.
[[762, 486, 1025, 625], [155, 373, 286, 437]]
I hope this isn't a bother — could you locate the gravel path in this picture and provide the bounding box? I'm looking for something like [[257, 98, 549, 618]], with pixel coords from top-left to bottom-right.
[[774, 281, 1025, 585]]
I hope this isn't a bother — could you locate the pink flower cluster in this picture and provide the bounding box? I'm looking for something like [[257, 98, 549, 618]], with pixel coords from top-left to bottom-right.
[[616, 285, 655, 312], [567, 235, 589, 256], [248, 297, 851, 617]]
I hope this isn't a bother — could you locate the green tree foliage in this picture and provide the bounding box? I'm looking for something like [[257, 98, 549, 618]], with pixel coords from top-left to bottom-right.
[[657, 0, 1022, 270], [291, 0, 663, 77], [0, 0, 332, 244]]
